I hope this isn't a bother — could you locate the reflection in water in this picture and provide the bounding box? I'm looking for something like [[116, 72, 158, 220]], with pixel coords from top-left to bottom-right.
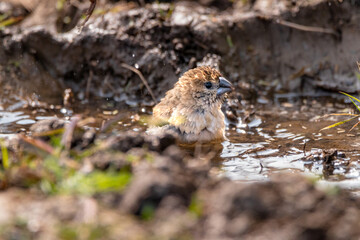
[[0, 111, 34, 133], [221, 101, 360, 190], [0, 111, 29, 124]]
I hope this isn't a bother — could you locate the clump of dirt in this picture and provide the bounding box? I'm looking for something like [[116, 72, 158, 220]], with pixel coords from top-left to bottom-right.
[[1, 118, 360, 239], [304, 149, 350, 180], [201, 174, 360, 239], [29, 118, 65, 133]]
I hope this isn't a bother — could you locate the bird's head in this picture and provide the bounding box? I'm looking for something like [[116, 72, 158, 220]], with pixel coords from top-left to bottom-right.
[[175, 66, 233, 107]]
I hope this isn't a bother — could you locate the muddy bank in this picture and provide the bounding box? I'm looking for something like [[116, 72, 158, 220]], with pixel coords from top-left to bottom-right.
[[0, 118, 360, 239], [1, 0, 360, 106], [3, 174, 360, 239]]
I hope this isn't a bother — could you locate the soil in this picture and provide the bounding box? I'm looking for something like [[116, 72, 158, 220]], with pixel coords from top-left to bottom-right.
[[1, 0, 360, 106], [1, 0, 360, 239], [3, 119, 360, 239], [2, 119, 360, 240]]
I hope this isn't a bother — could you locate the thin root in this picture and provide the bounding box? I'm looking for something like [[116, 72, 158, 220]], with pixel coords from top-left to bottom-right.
[[275, 18, 339, 37], [78, 0, 97, 32], [120, 63, 157, 103]]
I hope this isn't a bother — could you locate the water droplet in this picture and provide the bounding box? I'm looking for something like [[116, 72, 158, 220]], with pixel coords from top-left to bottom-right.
[[134, 63, 139, 69]]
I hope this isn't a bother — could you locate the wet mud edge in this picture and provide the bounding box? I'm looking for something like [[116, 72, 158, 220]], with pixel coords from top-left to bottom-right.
[[1, 0, 360, 105]]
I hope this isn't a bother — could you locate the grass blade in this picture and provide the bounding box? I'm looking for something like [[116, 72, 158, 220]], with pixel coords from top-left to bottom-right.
[[340, 92, 360, 103], [340, 91, 360, 112], [320, 116, 359, 131], [349, 120, 360, 132], [328, 113, 359, 116], [32, 128, 64, 137], [19, 135, 55, 155], [0, 140, 9, 169], [0, 16, 23, 28], [348, 98, 360, 113]]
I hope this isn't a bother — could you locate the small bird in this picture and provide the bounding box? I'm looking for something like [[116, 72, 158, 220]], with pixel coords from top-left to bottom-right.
[[149, 66, 233, 143]]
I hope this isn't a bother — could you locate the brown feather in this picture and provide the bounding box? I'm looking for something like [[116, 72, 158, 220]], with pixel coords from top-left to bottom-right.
[[151, 66, 231, 143]]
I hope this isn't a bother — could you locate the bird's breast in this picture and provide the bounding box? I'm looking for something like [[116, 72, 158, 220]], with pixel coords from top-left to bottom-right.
[[169, 105, 225, 140]]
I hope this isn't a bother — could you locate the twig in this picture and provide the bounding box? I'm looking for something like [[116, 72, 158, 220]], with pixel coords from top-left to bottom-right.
[[193, 39, 209, 50], [120, 63, 157, 103], [138, 0, 145, 6], [86, 70, 93, 100], [78, 0, 97, 32], [100, 112, 126, 133], [61, 115, 81, 150], [259, 162, 264, 174], [103, 74, 117, 92], [349, 120, 360, 132], [19, 135, 55, 155], [275, 18, 338, 36]]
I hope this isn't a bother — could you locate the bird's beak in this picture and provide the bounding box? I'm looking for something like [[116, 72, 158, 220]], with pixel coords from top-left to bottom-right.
[[217, 77, 233, 96]]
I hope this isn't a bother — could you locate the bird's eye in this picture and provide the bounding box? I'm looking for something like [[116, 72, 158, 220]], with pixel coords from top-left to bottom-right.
[[204, 82, 212, 89]]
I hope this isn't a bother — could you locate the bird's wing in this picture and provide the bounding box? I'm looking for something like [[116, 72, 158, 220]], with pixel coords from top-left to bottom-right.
[[153, 88, 179, 121]]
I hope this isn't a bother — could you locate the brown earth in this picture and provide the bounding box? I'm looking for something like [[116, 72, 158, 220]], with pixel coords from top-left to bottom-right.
[[1, 0, 360, 106], [2, 118, 360, 239], [1, 1, 360, 239]]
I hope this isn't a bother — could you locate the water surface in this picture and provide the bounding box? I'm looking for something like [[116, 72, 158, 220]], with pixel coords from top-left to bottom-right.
[[1, 93, 360, 190]]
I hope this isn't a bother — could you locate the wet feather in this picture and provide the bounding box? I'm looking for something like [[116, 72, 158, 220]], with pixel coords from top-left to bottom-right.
[[149, 66, 233, 143]]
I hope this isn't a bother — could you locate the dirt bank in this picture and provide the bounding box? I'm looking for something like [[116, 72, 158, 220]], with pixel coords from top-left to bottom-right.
[[1, 0, 360, 106]]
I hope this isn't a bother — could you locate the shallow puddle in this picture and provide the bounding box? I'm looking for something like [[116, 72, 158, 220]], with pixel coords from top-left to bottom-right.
[[221, 94, 360, 192], [1, 93, 360, 190]]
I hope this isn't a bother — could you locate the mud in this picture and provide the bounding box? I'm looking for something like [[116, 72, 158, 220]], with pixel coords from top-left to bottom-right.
[[1, 119, 360, 239], [1, 0, 360, 106], [2, 1, 360, 239]]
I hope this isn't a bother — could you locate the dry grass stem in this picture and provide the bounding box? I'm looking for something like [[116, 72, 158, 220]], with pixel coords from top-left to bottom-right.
[[275, 18, 338, 36], [120, 63, 157, 103]]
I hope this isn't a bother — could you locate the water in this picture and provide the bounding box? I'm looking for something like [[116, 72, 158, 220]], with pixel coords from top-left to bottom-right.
[[222, 96, 360, 191], [1, 94, 360, 190]]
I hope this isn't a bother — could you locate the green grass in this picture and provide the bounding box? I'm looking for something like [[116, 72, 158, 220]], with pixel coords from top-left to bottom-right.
[[0, 16, 23, 29], [0, 139, 9, 169], [188, 194, 203, 218], [321, 91, 360, 132], [58, 224, 108, 240], [0, 124, 133, 196], [226, 35, 234, 48], [58, 169, 131, 195]]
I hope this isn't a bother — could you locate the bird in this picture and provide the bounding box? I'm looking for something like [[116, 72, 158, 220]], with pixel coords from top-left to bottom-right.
[[148, 66, 233, 143]]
